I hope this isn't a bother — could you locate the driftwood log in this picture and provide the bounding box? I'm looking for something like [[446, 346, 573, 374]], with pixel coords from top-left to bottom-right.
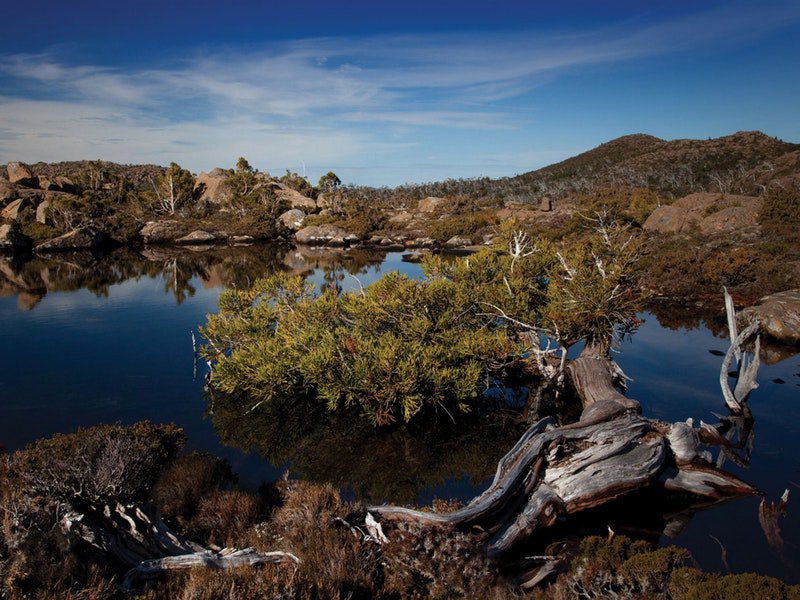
[[59, 501, 299, 591], [369, 291, 763, 587]]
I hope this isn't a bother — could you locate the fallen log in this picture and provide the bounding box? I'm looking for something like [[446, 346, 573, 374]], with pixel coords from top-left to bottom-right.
[[123, 547, 300, 590], [60, 501, 299, 592]]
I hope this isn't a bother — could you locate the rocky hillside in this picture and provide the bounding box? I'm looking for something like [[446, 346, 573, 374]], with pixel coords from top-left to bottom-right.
[[0, 160, 167, 189], [348, 131, 799, 203], [514, 131, 797, 198]]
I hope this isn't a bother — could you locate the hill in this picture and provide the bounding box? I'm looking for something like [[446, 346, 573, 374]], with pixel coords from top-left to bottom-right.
[[347, 131, 799, 202]]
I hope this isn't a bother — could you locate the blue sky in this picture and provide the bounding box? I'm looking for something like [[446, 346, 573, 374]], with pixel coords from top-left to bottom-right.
[[1, 1, 798, 186]]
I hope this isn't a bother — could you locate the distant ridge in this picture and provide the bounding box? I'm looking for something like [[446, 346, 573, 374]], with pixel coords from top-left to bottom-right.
[[516, 130, 797, 196], [4, 131, 798, 201], [346, 130, 799, 201]]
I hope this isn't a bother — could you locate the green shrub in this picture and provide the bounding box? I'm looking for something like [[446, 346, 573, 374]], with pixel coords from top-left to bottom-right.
[[202, 268, 516, 425], [19, 221, 57, 242], [202, 223, 642, 424]]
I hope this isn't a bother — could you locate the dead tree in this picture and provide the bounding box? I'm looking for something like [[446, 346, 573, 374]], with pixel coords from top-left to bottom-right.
[[369, 292, 763, 588]]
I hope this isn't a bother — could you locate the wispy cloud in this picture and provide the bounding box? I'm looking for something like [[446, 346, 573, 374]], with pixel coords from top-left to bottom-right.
[[0, 2, 797, 184]]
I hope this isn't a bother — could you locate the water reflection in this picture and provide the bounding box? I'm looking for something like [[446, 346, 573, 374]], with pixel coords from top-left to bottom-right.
[[0, 244, 390, 310], [209, 393, 527, 505], [647, 301, 797, 366]]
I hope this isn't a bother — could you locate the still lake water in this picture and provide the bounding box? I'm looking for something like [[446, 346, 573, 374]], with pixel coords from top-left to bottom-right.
[[1, 244, 798, 581]]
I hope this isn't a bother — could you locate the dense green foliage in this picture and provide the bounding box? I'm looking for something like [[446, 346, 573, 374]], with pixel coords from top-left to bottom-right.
[[202, 222, 642, 424], [203, 268, 516, 424]]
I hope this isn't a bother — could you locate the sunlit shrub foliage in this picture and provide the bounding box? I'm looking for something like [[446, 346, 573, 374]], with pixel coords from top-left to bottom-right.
[[202, 220, 643, 424]]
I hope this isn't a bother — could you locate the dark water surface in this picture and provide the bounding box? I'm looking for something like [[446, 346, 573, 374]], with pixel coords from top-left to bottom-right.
[[1, 245, 798, 582]]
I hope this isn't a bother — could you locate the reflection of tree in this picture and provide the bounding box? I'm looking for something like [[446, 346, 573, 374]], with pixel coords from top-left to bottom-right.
[[645, 302, 728, 337], [1, 244, 389, 309], [161, 258, 197, 304], [208, 392, 527, 505]]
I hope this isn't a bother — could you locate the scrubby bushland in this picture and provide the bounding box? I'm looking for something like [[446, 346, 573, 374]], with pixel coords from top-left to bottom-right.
[[3, 424, 798, 598], [0, 422, 184, 598], [639, 184, 800, 302], [301, 194, 388, 239], [536, 535, 800, 600], [759, 183, 800, 243], [560, 187, 667, 236], [0, 424, 509, 599], [8, 422, 184, 505], [428, 211, 497, 243]]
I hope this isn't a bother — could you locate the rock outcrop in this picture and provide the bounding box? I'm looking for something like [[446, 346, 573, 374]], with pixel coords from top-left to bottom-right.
[[36, 176, 77, 194], [741, 289, 800, 345], [387, 211, 414, 225], [295, 224, 358, 246], [35, 227, 107, 252], [5, 161, 37, 187], [444, 235, 473, 248], [1, 198, 33, 221], [138, 221, 188, 245], [194, 168, 229, 204], [643, 193, 762, 234], [417, 197, 445, 213], [36, 200, 52, 225], [275, 185, 316, 210], [279, 209, 305, 231], [0, 221, 31, 253], [175, 230, 219, 245], [0, 180, 18, 206]]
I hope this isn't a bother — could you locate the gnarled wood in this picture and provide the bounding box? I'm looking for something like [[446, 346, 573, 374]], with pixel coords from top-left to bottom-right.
[[60, 501, 298, 591], [370, 300, 763, 576]]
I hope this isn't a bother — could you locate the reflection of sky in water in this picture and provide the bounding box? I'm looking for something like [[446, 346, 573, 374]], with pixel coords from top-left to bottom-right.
[[0, 250, 798, 581], [304, 251, 424, 292]]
